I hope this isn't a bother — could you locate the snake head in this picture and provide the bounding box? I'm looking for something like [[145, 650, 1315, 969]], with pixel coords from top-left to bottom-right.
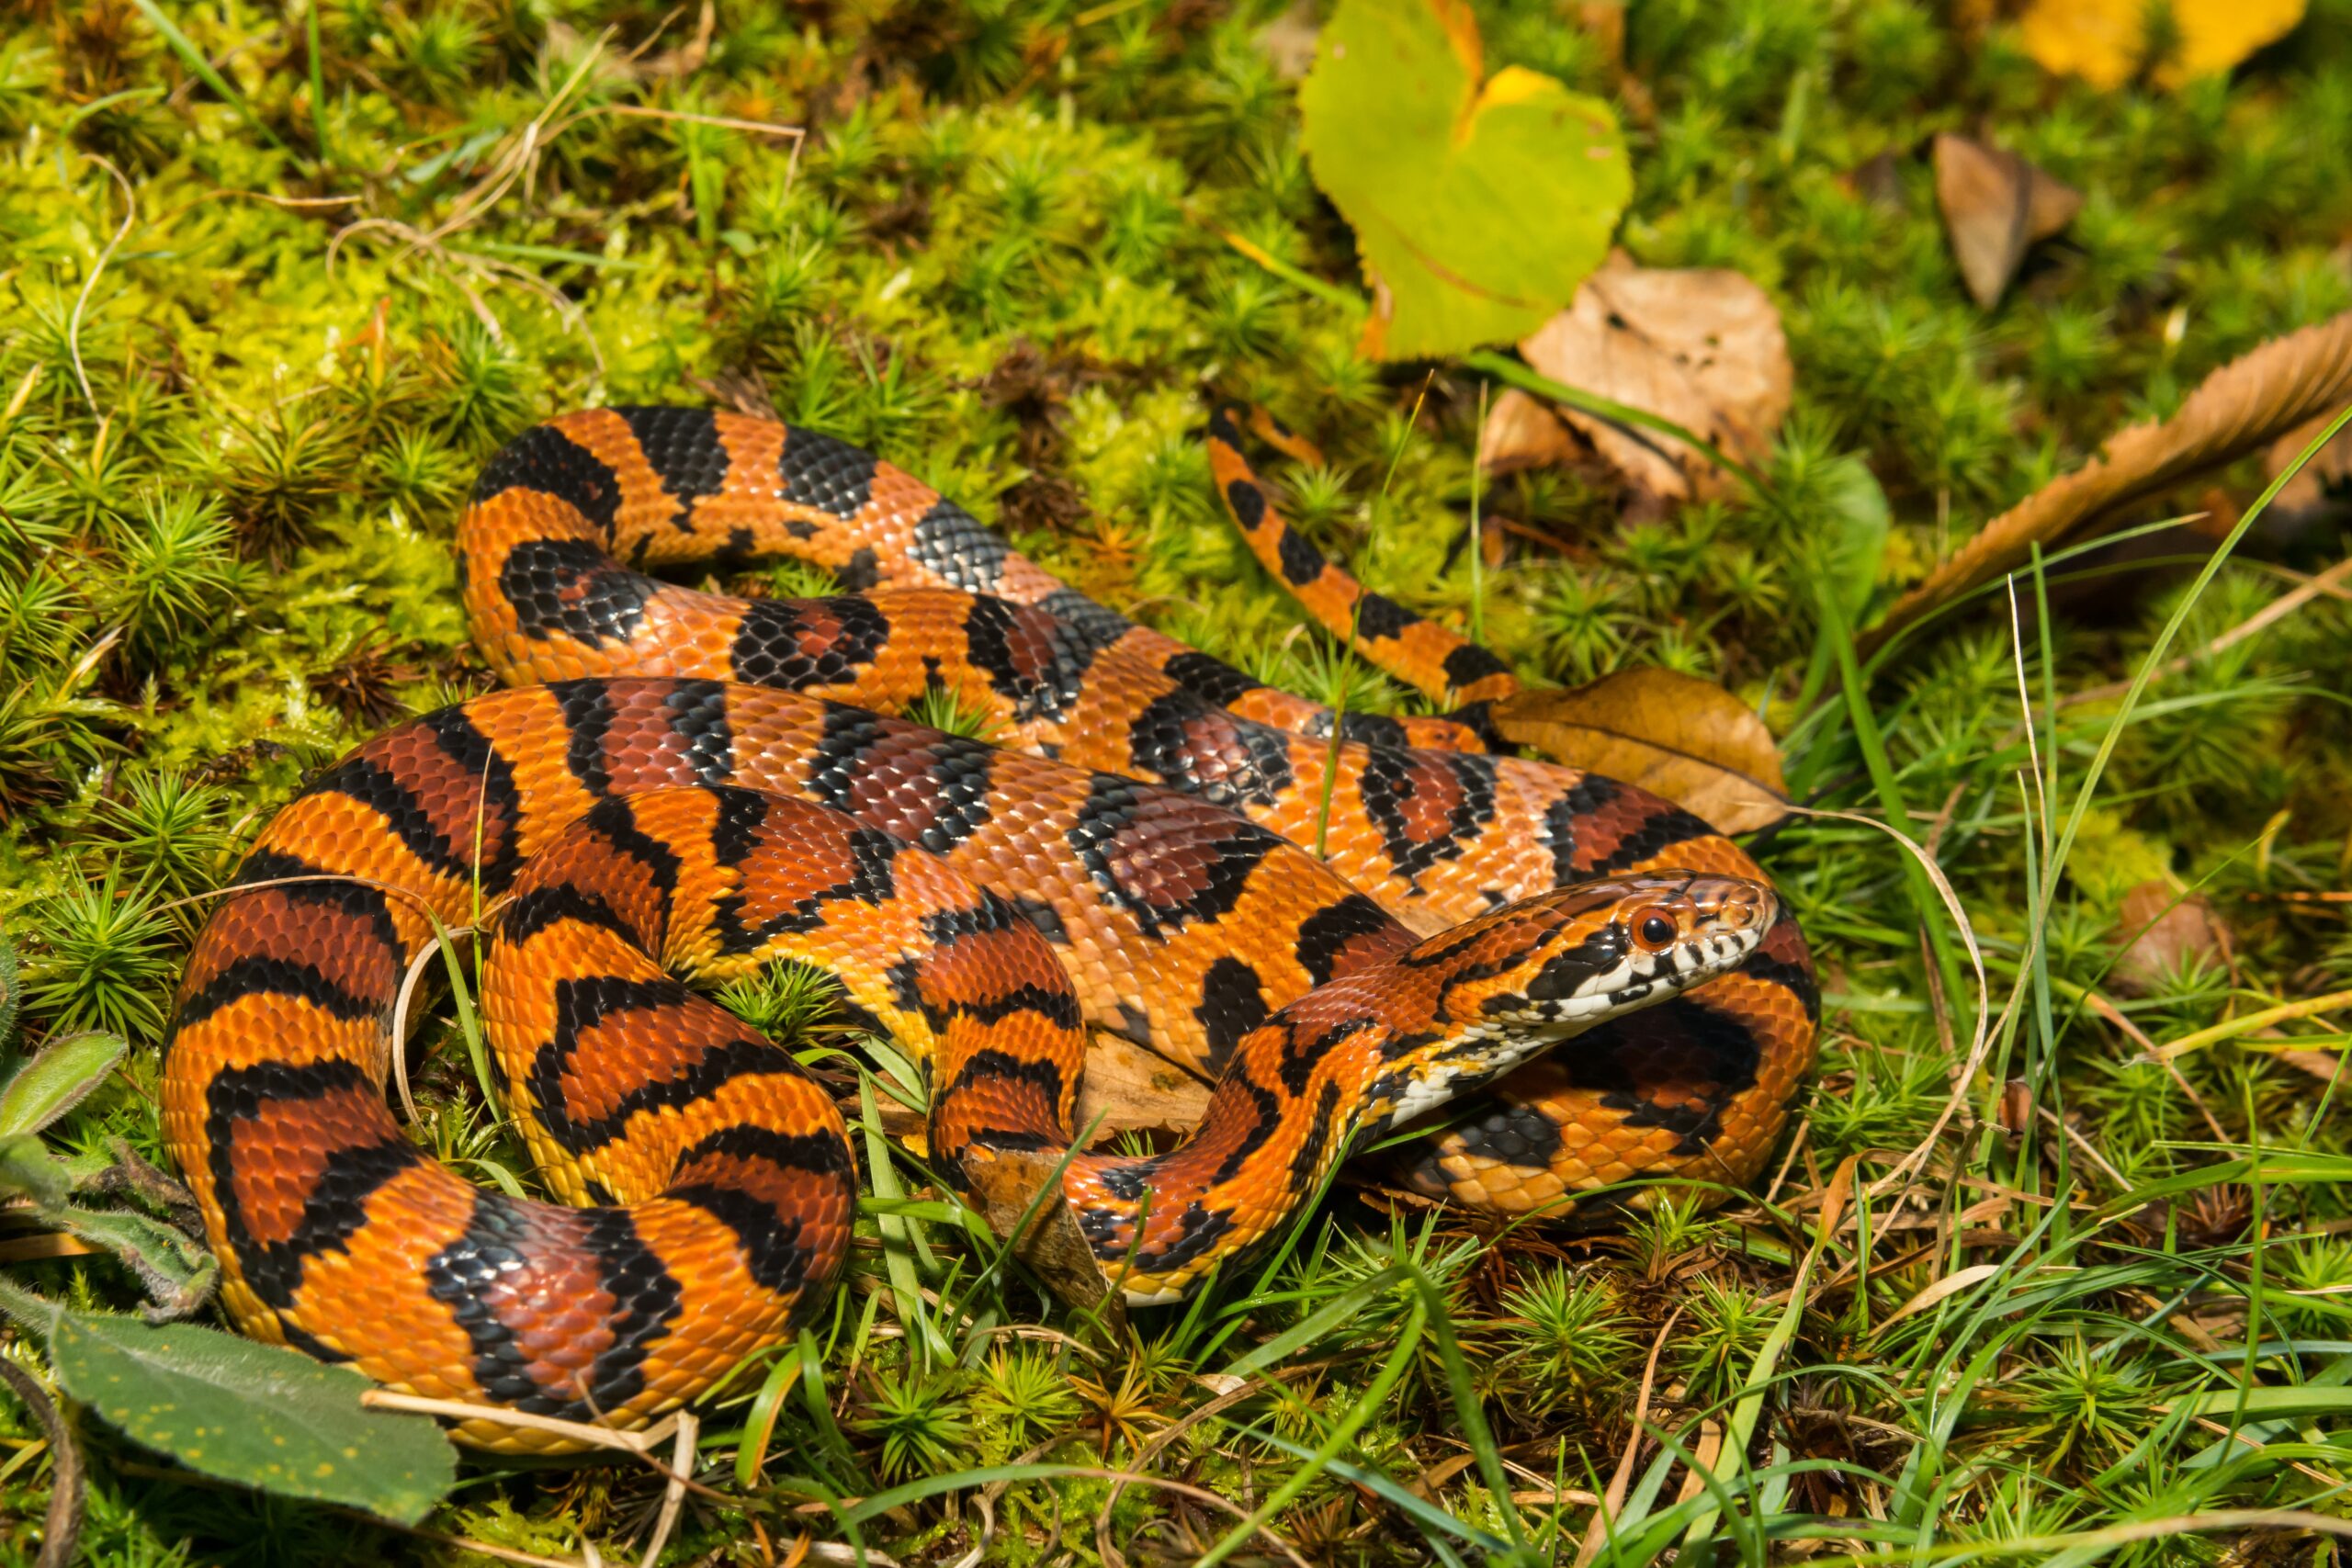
[[1357, 873, 1777, 1141], [1400, 872, 1777, 1032], [1510, 871, 1776, 1021]]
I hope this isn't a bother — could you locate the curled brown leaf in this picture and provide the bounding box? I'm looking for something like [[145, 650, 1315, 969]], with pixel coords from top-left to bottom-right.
[[1863, 309, 2352, 655], [1492, 667, 1791, 835], [1931, 132, 2081, 309], [1075, 1032, 1212, 1140], [1483, 251, 1792, 509]]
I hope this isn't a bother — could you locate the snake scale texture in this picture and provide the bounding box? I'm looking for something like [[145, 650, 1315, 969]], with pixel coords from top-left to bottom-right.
[[161, 404, 1817, 1450]]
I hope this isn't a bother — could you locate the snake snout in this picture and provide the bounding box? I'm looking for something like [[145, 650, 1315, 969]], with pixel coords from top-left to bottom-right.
[[1683, 874, 1776, 939], [1621, 873, 1775, 956]]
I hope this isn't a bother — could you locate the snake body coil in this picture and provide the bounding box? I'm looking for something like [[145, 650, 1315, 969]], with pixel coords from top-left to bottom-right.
[[164, 408, 1817, 1450]]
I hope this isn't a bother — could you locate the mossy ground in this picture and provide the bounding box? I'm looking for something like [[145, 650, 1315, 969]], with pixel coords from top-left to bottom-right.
[[4, 0, 2352, 1562]]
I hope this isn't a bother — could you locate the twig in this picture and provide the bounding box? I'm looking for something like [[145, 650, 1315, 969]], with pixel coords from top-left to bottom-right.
[[638, 1410, 696, 1568], [358, 1389, 718, 1503], [0, 1358, 83, 1568], [1573, 1305, 1684, 1568], [69, 154, 137, 414]]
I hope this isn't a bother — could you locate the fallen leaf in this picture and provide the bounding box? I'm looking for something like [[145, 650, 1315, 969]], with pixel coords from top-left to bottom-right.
[[1998, 1077, 2035, 1135], [1490, 667, 1791, 835], [2264, 410, 2352, 525], [1299, 0, 1631, 361], [1476, 389, 1583, 477], [2020, 0, 2306, 90], [956, 1146, 1123, 1318], [1485, 251, 1792, 506], [1931, 132, 2082, 308], [1863, 308, 2352, 654], [872, 1030, 1210, 1149], [1076, 1031, 1213, 1138], [2111, 880, 2232, 996]]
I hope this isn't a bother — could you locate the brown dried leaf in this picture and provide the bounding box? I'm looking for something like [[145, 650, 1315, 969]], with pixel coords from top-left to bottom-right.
[[1931, 132, 2082, 308], [2025, 161, 2086, 243], [1491, 667, 1791, 835], [963, 1146, 1122, 1316], [2110, 880, 2232, 996], [1476, 388, 1583, 476], [1075, 1032, 1212, 1138], [1864, 309, 2352, 654], [1495, 251, 1792, 506], [2264, 410, 2352, 524]]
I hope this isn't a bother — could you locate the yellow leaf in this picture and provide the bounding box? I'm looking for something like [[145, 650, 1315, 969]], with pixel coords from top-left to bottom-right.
[[1299, 0, 1630, 360], [2019, 0, 2306, 90]]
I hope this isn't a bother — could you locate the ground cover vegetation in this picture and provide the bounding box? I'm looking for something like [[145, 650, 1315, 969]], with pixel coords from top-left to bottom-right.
[[1, 0, 2351, 1562]]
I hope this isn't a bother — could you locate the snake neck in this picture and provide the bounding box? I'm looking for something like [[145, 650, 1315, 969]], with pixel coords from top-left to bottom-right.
[[943, 968, 1521, 1305]]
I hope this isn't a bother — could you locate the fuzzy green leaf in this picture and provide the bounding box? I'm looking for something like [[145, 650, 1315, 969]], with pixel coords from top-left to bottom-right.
[[48, 1311, 456, 1523], [1298, 0, 1629, 360], [50, 1206, 217, 1318], [0, 932, 17, 1047], [0, 1132, 71, 1207], [0, 1030, 126, 1137]]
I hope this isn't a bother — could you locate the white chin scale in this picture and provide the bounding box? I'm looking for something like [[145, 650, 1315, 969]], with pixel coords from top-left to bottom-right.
[[1567, 920, 1768, 1020], [1376, 925, 1765, 1128]]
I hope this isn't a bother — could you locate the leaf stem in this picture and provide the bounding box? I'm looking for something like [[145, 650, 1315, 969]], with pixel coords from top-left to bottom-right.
[[0, 1355, 83, 1568]]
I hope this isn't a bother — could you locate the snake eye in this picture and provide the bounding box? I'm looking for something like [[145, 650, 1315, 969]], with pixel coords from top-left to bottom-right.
[[1634, 910, 1678, 951]]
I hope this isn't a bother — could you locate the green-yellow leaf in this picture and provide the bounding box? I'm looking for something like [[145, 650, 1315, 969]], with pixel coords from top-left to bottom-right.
[[1299, 0, 1630, 360], [0, 1133, 71, 1207], [48, 1311, 456, 1524], [0, 1031, 127, 1137]]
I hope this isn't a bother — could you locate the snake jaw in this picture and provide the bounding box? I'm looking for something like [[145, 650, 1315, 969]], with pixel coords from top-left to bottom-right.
[[1360, 876, 1775, 1138], [1585, 886, 1777, 1018]]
